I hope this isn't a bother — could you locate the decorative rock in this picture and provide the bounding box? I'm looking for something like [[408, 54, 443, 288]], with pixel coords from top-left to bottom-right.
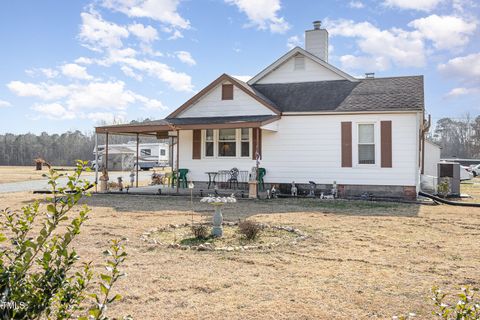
[[197, 244, 208, 251]]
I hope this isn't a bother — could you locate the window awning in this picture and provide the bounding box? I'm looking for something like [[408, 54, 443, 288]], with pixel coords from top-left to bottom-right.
[[95, 115, 280, 135]]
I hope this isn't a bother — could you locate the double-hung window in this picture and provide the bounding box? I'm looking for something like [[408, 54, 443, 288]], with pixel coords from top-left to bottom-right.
[[218, 129, 236, 157], [204, 129, 214, 157], [241, 128, 250, 157], [358, 124, 375, 164]]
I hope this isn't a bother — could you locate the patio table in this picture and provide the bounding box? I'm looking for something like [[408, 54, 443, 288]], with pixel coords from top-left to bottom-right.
[[205, 171, 218, 189]]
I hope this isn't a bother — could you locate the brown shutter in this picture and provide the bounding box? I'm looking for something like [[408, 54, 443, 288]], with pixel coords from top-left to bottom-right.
[[381, 120, 392, 168], [192, 129, 201, 159], [252, 128, 262, 160], [222, 84, 233, 100], [341, 122, 352, 167]]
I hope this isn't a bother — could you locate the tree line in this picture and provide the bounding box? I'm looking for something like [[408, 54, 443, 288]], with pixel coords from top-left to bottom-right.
[[430, 114, 480, 159]]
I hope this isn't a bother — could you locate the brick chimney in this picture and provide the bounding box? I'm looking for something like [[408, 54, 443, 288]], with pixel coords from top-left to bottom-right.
[[305, 20, 328, 62]]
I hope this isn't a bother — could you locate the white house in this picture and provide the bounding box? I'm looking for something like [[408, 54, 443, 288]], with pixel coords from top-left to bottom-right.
[[96, 21, 427, 200]]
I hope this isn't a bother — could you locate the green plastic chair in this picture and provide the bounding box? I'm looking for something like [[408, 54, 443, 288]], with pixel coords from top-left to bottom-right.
[[172, 169, 189, 188], [257, 167, 266, 191]]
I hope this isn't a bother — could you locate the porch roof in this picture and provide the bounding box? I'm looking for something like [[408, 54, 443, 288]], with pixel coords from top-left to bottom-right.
[[95, 115, 280, 135]]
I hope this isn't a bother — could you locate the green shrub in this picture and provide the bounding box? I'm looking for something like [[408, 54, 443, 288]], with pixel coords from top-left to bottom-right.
[[437, 178, 450, 197], [432, 286, 479, 319], [238, 220, 262, 240], [191, 224, 209, 239], [0, 161, 128, 320]]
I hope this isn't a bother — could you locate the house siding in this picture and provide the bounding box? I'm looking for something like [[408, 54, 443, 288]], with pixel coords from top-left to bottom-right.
[[423, 140, 441, 177], [256, 55, 345, 84], [178, 83, 276, 118], [178, 113, 421, 188]]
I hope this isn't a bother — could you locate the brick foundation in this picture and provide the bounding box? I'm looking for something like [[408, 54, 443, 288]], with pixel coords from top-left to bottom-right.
[[191, 181, 417, 201]]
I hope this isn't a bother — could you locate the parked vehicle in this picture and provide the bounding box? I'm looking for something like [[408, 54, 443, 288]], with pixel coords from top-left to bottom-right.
[[469, 164, 480, 177], [460, 165, 474, 181], [92, 142, 169, 171]]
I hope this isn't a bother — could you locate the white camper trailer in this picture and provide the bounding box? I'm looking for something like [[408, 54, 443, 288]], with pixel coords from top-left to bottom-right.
[[93, 142, 169, 171]]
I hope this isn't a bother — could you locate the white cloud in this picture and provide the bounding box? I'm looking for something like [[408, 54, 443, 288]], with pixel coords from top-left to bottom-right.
[[225, 0, 290, 33], [445, 87, 479, 97], [325, 19, 426, 69], [383, 0, 443, 11], [61, 63, 94, 80], [339, 55, 390, 71], [409, 15, 477, 50], [232, 75, 251, 82], [128, 23, 159, 42], [451, 0, 477, 13], [175, 51, 196, 66], [7, 81, 72, 100], [438, 52, 480, 83], [102, 0, 190, 31], [349, 1, 364, 8], [79, 10, 129, 52], [9, 79, 169, 121], [26, 68, 59, 79], [110, 57, 194, 91], [438, 53, 480, 97], [286, 35, 302, 49], [121, 66, 143, 81], [168, 29, 184, 40], [31, 103, 76, 120], [75, 57, 94, 65], [133, 94, 167, 110], [0, 99, 11, 108], [66, 81, 136, 110]]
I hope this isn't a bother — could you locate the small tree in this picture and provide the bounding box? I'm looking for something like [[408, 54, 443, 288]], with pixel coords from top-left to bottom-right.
[[432, 287, 479, 319], [0, 161, 128, 319]]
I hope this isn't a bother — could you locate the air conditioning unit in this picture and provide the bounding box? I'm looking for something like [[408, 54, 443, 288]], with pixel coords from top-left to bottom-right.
[[437, 162, 460, 196]]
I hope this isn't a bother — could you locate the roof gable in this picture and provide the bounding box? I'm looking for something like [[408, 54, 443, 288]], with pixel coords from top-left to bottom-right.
[[167, 74, 280, 118], [248, 47, 357, 85]]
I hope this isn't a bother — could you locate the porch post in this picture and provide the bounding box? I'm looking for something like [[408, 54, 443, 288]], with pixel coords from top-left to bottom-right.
[[105, 132, 109, 172], [255, 127, 259, 198], [176, 130, 179, 193], [94, 133, 98, 193], [136, 133, 139, 188]]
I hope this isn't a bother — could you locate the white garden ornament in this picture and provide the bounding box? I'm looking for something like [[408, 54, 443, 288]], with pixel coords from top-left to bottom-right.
[[200, 194, 236, 237]]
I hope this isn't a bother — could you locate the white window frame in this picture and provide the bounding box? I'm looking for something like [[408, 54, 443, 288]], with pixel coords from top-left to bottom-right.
[[353, 122, 379, 167], [201, 128, 252, 159], [202, 129, 215, 158], [218, 128, 237, 158]]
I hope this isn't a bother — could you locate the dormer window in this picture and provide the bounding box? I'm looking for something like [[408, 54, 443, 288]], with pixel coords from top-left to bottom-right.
[[294, 56, 305, 70], [222, 84, 233, 100]]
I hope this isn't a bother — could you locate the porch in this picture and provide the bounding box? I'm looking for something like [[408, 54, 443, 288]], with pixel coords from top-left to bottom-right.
[[94, 115, 279, 196]]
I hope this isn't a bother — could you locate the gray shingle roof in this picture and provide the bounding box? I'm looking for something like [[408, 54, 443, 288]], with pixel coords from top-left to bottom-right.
[[252, 76, 424, 113]]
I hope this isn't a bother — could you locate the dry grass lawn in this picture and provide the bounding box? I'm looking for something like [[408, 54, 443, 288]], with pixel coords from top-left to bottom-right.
[[0, 179, 479, 319], [0, 165, 94, 184]]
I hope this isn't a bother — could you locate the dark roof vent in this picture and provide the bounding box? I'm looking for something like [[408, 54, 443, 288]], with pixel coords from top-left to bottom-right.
[[313, 20, 321, 30], [365, 72, 375, 79]]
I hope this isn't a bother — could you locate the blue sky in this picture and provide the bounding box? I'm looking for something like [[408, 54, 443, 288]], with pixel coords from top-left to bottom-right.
[[0, 0, 478, 134]]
